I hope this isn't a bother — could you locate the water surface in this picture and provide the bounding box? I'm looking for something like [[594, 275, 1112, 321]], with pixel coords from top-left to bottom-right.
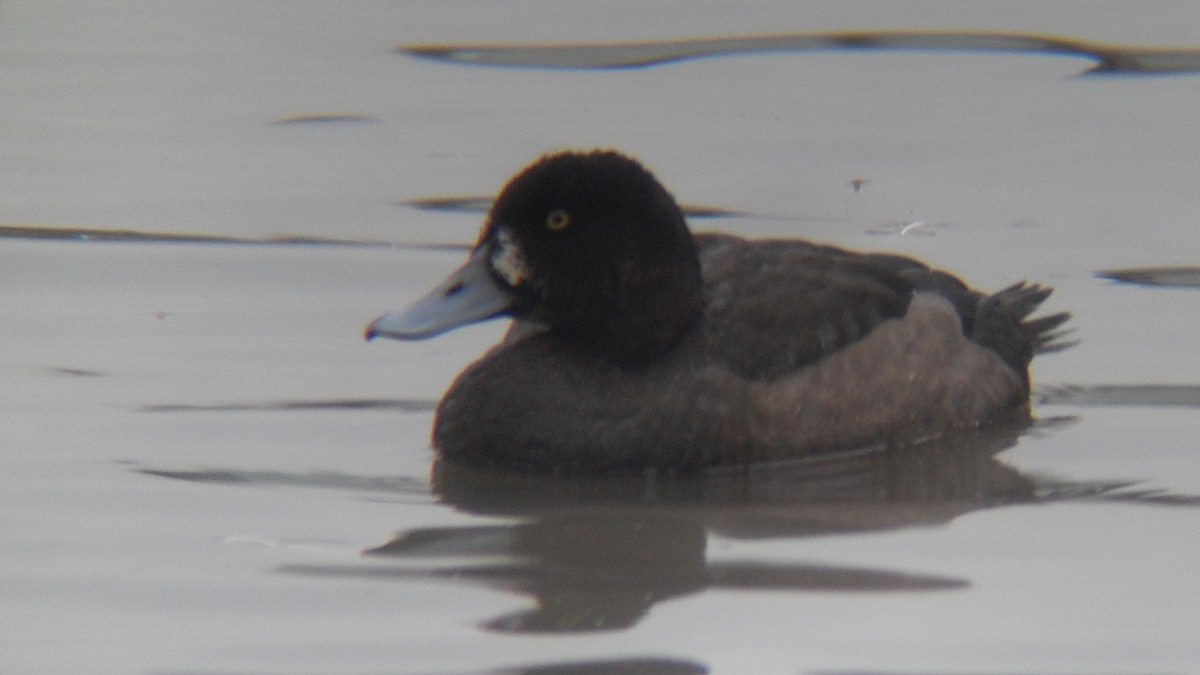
[[3, 2, 1200, 673]]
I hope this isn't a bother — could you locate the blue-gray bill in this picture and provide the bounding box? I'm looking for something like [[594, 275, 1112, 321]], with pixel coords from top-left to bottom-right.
[[365, 246, 513, 341]]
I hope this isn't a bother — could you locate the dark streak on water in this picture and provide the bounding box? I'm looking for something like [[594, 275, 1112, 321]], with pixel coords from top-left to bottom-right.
[[0, 224, 468, 252], [486, 657, 710, 675], [399, 30, 1200, 75], [1036, 383, 1200, 408], [48, 367, 107, 378], [403, 196, 498, 213], [140, 398, 438, 413], [1096, 265, 1200, 288], [1, 224, 388, 247], [271, 113, 379, 125], [138, 468, 430, 496]]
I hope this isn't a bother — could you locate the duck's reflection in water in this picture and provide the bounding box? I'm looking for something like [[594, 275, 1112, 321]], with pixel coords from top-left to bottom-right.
[[358, 418, 1052, 633]]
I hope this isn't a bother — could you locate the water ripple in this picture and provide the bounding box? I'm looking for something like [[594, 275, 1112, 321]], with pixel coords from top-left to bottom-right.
[[400, 30, 1200, 75], [1096, 265, 1200, 288]]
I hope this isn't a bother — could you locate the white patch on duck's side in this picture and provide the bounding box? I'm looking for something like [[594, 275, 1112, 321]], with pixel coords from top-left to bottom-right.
[[489, 227, 533, 288]]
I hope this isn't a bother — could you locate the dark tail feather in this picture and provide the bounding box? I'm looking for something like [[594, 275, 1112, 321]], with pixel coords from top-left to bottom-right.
[[971, 282, 1074, 384], [1026, 312, 1076, 354]]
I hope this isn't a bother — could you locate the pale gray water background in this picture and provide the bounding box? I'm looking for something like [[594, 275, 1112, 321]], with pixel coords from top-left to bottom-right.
[[4, 2, 1200, 673]]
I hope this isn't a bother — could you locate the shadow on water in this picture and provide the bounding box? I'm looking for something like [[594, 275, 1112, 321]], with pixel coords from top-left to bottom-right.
[[400, 30, 1200, 76], [356, 440, 1009, 633], [139, 386, 1200, 635], [258, 418, 1183, 634]]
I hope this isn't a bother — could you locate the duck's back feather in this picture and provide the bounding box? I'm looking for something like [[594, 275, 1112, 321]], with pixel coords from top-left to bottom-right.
[[696, 234, 914, 380]]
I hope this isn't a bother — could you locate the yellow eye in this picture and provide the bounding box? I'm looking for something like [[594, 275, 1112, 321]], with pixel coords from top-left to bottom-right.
[[545, 209, 570, 231]]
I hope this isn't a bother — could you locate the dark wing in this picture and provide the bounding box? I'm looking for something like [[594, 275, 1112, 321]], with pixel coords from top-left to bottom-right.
[[695, 235, 918, 380], [693, 234, 1070, 383]]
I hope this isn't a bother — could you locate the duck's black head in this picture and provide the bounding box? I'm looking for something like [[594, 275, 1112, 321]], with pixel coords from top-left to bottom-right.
[[367, 150, 704, 366]]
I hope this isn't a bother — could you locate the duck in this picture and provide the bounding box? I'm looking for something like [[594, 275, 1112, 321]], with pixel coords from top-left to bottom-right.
[[366, 150, 1070, 473]]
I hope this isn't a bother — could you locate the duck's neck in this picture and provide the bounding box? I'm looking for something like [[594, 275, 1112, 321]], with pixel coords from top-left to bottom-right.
[[567, 238, 704, 367]]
